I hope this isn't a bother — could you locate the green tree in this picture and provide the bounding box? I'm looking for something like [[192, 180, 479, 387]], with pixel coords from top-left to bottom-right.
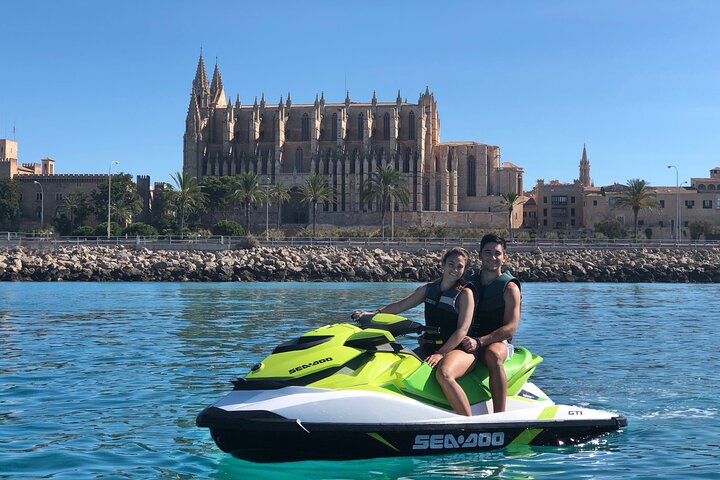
[[300, 173, 331, 237], [688, 220, 715, 240], [233, 172, 266, 234], [90, 173, 143, 227], [171, 172, 206, 238], [212, 219, 245, 236], [199, 175, 240, 223], [594, 218, 627, 239], [62, 190, 89, 231], [614, 179, 660, 238], [0, 178, 21, 231], [268, 181, 290, 229], [361, 165, 410, 238], [498, 192, 524, 240], [123, 222, 159, 237]]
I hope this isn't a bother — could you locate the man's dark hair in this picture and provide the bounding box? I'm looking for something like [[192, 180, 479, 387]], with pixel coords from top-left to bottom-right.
[[480, 233, 507, 252]]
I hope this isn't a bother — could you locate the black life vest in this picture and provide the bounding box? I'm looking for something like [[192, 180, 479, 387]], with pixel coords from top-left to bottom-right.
[[423, 280, 466, 347], [468, 271, 521, 339]]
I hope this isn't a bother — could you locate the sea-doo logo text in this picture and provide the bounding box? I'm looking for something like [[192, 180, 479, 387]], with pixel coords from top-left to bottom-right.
[[288, 357, 333, 374], [412, 432, 505, 450]]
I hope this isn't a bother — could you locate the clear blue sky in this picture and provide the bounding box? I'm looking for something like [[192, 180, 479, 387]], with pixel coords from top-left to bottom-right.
[[2, 1, 719, 189]]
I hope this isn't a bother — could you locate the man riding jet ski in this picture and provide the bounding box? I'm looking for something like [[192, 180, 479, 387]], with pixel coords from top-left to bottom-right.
[[196, 313, 627, 462]]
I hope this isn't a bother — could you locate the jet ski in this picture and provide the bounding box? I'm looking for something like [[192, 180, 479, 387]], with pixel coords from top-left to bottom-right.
[[196, 313, 627, 462]]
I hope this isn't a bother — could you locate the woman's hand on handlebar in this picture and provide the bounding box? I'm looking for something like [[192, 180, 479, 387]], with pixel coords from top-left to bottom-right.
[[351, 310, 374, 320]]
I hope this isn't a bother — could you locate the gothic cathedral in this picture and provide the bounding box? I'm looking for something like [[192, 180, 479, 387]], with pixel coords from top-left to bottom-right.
[[183, 54, 523, 228]]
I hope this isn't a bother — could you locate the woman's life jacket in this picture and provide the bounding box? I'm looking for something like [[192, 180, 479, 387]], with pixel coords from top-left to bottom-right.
[[421, 280, 468, 353]]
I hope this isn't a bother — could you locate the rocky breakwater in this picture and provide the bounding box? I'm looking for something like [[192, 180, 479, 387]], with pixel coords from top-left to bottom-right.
[[0, 245, 719, 282]]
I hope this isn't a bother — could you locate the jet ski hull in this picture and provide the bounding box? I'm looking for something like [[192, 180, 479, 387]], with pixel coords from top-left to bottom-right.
[[198, 404, 627, 462], [196, 385, 627, 462]]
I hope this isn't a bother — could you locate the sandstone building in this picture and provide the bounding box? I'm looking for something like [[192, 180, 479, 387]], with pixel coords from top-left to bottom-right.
[[525, 145, 720, 240], [183, 55, 524, 230], [1, 139, 150, 230]]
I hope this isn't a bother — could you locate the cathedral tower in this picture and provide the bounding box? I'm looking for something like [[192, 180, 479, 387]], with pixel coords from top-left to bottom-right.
[[579, 144, 591, 187]]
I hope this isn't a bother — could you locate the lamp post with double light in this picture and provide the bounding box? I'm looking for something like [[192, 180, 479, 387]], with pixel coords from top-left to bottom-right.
[[667, 165, 679, 241], [33, 181, 44, 230], [107, 161, 119, 238]]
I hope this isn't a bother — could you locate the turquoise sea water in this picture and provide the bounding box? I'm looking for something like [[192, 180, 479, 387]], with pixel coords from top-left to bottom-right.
[[1, 282, 718, 479]]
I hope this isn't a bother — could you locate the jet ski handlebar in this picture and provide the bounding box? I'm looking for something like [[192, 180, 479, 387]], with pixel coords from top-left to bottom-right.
[[351, 312, 439, 337]]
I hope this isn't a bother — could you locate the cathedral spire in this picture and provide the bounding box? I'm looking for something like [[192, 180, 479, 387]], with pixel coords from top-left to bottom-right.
[[192, 53, 209, 93], [372, 90, 377, 106], [260, 93, 266, 108], [286, 92, 292, 108], [210, 62, 223, 97], [396, 89, 402, 105], [235, 94, 241, 107], [345, 90, 350, 107]]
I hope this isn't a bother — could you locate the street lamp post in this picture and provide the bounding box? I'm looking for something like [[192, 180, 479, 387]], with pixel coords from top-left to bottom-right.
[[108, 161, 119, 238], [33, 181, 44, 230], [679, 181, 688, 241], [263, 176, 271, 242], [667, 165, 679, 242]]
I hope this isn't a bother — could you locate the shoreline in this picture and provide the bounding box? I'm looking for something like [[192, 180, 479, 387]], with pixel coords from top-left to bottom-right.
[[1, 245, 719, 283]]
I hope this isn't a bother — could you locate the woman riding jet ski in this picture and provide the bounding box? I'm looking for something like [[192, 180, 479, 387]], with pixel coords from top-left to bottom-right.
[[196, 312, 627, 462]]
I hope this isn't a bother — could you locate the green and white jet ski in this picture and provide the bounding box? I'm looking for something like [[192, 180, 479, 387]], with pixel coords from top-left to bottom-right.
[[196, 313, 627, 462]]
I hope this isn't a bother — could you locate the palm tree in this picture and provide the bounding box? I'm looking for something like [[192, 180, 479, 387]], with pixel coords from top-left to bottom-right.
[[300, 173, 331, 237], [234, 172, 266, 234], [615, 178, 660, 239], [268, 181, 290, 230], [171, 171, 205, 238], [62, 190, 88, 231], [362, 165, 410, 238], [499, 192, 524, 240]]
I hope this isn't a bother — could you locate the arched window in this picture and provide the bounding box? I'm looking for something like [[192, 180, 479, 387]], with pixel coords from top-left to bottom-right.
[[408, 111, 416, 140], [709, 184, 717, 191], [357, 113, 364, 140], [423, 178, 430, 210], [302, 113, 310, 141], [332, 113, 338, 140], [435, 156, 440, 173], [435, 180, 441, 211], [383, 112, 390, 140], [467, 155, 476, 196], [413, 151, 418, 173], [295, 148, 303, 172], [698, 184, 706, 190], [447, 150, 453, 172], [403, 149, 410, 173], [350, 149, 358, 174]]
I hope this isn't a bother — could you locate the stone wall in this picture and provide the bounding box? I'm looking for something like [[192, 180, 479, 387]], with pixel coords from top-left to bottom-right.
[[1, 246, 719, 282]]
